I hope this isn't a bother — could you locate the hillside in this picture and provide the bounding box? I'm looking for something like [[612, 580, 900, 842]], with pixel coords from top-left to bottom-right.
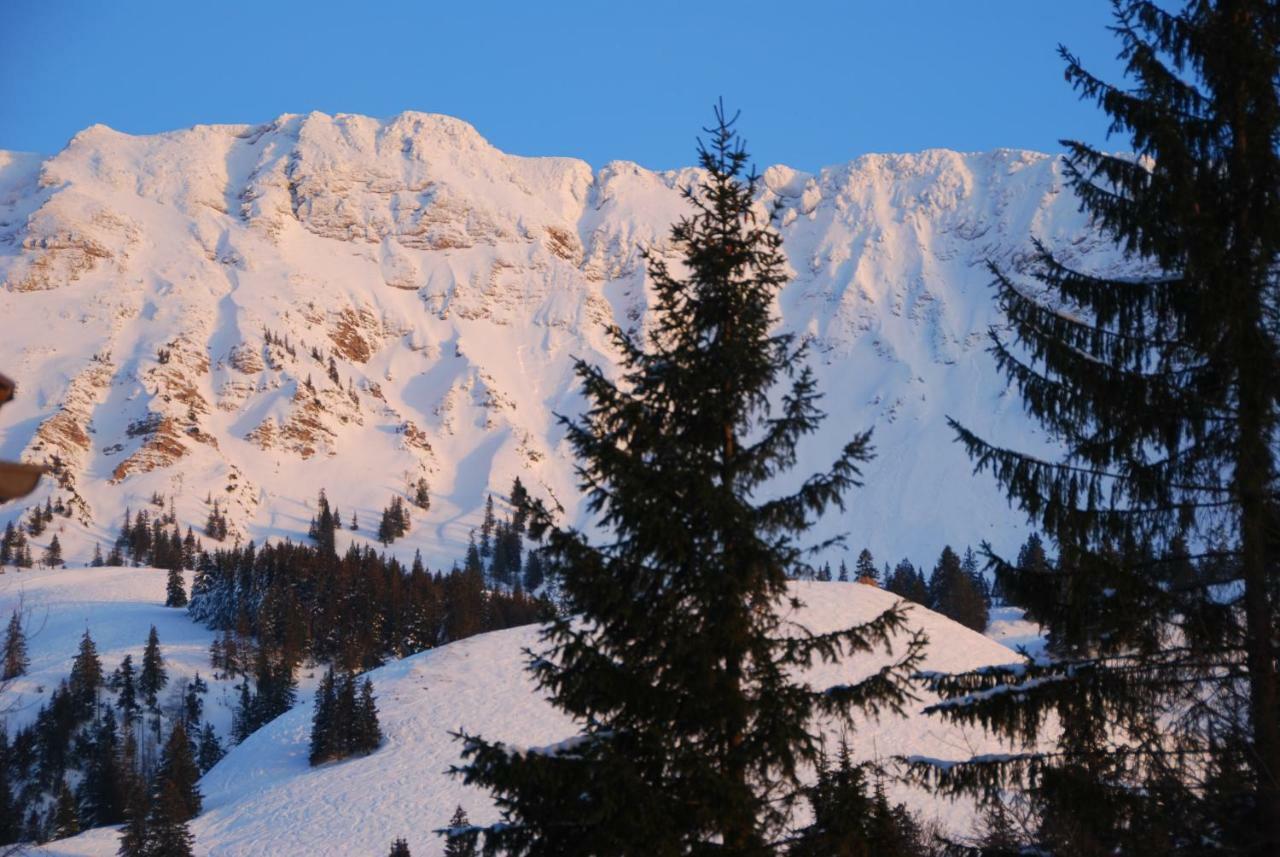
[[0, 112, 1132, 572], [1, 567, 1035, 856]]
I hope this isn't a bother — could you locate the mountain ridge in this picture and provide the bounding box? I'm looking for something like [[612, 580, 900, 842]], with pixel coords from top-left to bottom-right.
[[0, 110, 1124, 571]]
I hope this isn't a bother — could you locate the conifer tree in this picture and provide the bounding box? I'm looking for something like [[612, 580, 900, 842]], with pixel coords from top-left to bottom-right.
[[1, 609, 27, 680], [355, 677, 383, 754], [144, 778, 196, 857], [43, 533, 63, 567], [117, 778, 150, 857], [915, 2, 1280, 853], [479, 495, 495, 559], [310, 667, 337, 765], [80, 708, 127, 826], [854, 548, 877, 582], [51, 778, 80, 839], [443, 806, 478, 857], [92, 542, 104, 567], [197, 722, 224, 773], [450, 105, 923, 853], [0, 733, 14, 846], [116, 653, 139, 723], [69, 629, 103, 717], [140, 625, 167, 708], [388, 839, 413, 857], [926, 546, 988, 632], [166, 565, 188, 608], [156, 720, 203, 821]]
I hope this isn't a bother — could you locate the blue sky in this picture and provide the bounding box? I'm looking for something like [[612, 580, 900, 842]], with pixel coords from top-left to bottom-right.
[[0, 1, 1128, 171]]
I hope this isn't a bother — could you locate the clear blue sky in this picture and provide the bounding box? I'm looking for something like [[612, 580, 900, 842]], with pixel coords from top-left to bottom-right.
[[0, 0, 1129, 171]]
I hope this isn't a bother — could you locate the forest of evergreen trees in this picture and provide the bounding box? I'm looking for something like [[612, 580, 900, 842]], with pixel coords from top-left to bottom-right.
[[2, 2, 1278, 854], [0, 625, 208, 852]]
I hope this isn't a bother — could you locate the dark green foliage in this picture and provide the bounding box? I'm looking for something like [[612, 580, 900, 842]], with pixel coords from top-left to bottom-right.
[[197, 722, 224, 773], [0, 732, 14, 846], [309, 667, 382, 765], [854, 548, 877, 582], [117, 777, 150, 857], [189, 539, 547, 674], [144, 778, 196, 857], [442, 806, 478, 857], [43, 533, 63, 567], [915, 2, 1280, 854], [309, 489, 338, 556], [140, 625, 167, 709], [78, 708, 127, 826], [69, 629, 103, 718], [115, 653, 139, 723], [451, 106, 923, 853], [790, 742, 931, 857], [885, 559, 928, 605], [377, 496, 410, 545], [52, 777, 80, 839], [2, 609, 28, 680], [166, 565, 188, 607], [204, 500, 229, 542], [926, 546, 988, 633], [388, 838, 412, 857], [156, 720, 202, 821], [233, 650, 297, 741], [413, 477, 431, 511]]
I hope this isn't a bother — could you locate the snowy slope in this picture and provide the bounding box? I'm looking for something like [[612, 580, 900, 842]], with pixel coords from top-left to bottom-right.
[[0, 112, 1127, 572], [12, 570, 1034, 856], [0, 565, 244, 736]]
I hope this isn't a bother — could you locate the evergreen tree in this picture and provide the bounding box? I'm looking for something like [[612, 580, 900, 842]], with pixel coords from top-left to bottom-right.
[[309, 666, 337, 765], [144, 778, 196, 857], [916, 3, 1280, 853], [521, 549, 545, 592], [479, 494, 495, 559], [156, 720, 202, 821], [450, 106, 923, 853], [43, 533, 63, 567], [443, 806, 478, 857], [116, 653, 139, 723], [166, 565, 188, 608], [92, 542, 105, 567], [140, 625, 167, 708], [1, 609, 28, 680], [354, 677, 383, 754], [69, 629, 103, 717], [79, 708, 127, 827], [926, 546, 988, 632], [52, 778, 80, 839], [388, 839, 413, 857], [117, 778, 150, 857], [0, 733, 14, 846], [197, 722, 224, 774], [854, 548, 877, 582]]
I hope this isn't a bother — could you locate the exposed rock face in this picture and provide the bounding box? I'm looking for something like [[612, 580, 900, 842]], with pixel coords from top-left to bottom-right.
[[0, 111, 1128, 569]]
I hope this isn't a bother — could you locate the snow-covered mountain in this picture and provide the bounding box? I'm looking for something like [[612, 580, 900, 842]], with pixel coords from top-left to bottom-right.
[[4, 567, 1035, 856], [0, 111, 1119, 570]]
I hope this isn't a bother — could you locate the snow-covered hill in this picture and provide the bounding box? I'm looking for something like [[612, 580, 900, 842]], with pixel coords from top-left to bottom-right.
[[0, 112, 1122, 570], [5, 568, 1033, 856]]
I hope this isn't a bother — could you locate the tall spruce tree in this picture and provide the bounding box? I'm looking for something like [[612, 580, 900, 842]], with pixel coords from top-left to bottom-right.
[[913, 2, 1280, 854], [450, 105, 924, 854], [166, 565, 188, 608], [443, 806, 478, 857], [140, 625, 167, 709], [156, 720, 203, 821], [1, 609, 27, 680]]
